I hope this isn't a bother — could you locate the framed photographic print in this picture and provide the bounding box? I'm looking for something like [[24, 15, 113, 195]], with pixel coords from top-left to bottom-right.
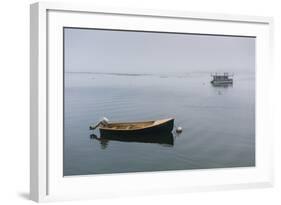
[[30, 2, 274, 202]]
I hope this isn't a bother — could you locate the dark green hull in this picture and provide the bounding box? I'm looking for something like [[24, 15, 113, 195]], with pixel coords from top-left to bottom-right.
[[92, 132, 174, 146]]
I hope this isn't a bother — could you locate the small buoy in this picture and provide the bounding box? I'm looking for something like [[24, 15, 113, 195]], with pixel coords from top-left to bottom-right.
[[176, 126, 183, 133]]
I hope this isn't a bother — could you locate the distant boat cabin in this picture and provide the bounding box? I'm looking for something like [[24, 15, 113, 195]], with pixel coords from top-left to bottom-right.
[[211, 73, 233, 85]]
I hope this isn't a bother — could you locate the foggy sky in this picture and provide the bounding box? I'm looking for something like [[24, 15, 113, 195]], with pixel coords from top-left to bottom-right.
[[64, 28, 255, 74]]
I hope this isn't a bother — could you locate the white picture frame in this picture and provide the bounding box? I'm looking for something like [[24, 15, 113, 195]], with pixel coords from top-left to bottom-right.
[[30, 1, 274, 202]]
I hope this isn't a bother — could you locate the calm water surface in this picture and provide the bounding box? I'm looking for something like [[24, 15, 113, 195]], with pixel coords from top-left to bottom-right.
[[64, 72, 255, 176]]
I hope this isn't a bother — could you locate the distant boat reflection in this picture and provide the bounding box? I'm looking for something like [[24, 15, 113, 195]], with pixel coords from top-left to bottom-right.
[[211, 83, 233, 95], [90, 132, 174, 149]]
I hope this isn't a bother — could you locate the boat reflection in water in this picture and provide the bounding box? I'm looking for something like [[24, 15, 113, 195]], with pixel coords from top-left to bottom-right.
[[90, 132, 174, 149]]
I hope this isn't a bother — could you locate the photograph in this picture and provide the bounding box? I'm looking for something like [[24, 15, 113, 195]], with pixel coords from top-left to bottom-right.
[[63, 27, 255, 176]]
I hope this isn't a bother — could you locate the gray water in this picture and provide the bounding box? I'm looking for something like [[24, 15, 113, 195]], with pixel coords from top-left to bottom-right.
[[63, 72, 255, 176]]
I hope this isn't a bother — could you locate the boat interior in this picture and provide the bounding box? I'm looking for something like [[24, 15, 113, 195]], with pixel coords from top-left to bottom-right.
[[100, 118, 172, 130]]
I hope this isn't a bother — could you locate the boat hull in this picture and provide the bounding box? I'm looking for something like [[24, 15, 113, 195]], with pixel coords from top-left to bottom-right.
[[99, 118, 174, 137], [211, 79, 233, 85]]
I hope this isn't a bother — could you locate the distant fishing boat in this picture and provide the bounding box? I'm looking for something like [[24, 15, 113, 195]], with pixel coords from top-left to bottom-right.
[[211, 73, 233, 85], [90, 118, 174, 136]]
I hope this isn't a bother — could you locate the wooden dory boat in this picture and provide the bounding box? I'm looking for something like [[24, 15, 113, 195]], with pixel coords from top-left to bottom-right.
[[98, 118, 174, 136]]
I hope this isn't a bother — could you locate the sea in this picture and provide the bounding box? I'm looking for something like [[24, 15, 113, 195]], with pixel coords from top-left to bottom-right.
[[63, 72, 255, 176]]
